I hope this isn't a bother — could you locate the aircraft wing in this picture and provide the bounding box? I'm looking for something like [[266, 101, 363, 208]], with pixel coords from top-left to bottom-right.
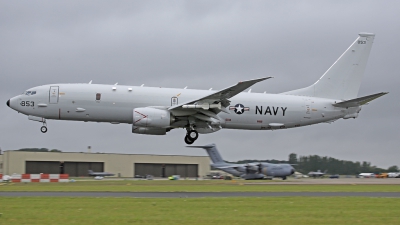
[[168, 77, 271, 128], [216, 164, 246, 169], [216, 163, 259, 173], [333, 92, 388, 108], [169, 77, 272, 111]]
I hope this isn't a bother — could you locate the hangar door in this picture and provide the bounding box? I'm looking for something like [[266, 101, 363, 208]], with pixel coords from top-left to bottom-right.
[[64, 162, 104, 177], [26, 161, 60, 174], [134, 163, 198, 178], [26, 161, 104, 176]]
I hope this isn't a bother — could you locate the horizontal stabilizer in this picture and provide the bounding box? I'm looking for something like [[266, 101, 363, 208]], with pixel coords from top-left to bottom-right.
[[333, 92, 388, 108], [186, 144, 215, 149]]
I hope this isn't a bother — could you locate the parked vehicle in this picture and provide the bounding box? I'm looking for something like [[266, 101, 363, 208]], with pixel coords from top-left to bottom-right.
[[358, 173, 375, 178], [376, 173, 388, 178], [388, 173, 400, 178], [329, 174, 340, 179]]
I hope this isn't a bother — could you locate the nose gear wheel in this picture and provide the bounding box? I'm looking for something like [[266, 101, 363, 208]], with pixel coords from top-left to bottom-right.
[[40, 126, 48, 133], [40, 119, 47, 133]]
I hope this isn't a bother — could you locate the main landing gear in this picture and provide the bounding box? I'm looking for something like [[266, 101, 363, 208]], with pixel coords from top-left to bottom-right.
[[40, 120, 47, 133], [184, 130, 199, 145]]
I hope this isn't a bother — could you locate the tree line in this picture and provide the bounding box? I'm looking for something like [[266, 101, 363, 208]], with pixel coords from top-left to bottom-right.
[[17, 148, 61, 152]]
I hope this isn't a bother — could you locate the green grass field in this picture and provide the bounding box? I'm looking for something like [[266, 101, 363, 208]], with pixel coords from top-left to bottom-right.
[[1, 180, 400, 192], [1, 197, 399, 224]]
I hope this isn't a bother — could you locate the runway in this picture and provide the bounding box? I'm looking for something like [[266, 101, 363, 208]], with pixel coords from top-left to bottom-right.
[[1, 191, 400, 198]]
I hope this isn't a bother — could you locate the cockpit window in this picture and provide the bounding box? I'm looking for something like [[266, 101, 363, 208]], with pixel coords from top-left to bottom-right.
[[25, 91, 37, 95]]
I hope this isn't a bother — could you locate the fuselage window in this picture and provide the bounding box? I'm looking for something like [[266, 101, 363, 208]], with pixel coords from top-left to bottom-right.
[[25, 91, 31, 95], [96, 93, 101, 101], [31, 91, 36, 95]]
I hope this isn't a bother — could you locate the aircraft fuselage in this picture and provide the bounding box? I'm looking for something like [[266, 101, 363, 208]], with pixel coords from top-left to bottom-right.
[[8, 83, 355, 131]]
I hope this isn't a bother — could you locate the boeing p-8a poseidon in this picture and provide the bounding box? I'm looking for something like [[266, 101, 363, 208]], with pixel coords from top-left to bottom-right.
[[7, 33, 387, 144]]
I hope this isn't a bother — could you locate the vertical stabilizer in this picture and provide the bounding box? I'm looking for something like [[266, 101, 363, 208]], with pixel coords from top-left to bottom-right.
[[282, 33, 375, 100], [187, 144, 225, 164]]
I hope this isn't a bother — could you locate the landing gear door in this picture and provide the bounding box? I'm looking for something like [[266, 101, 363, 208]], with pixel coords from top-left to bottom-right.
[[49, 86, 59, 104]]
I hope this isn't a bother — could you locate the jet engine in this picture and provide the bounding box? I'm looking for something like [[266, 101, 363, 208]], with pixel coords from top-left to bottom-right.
[[132, 107, 174, 135], [133, 107, 174, 128]]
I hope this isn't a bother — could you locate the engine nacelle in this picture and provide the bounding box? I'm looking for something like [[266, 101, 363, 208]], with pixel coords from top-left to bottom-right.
[[133, 107, 173, 128], [132, 126, 166, 135], [262, 167, 269, 176], [235, 167, 246, 173]]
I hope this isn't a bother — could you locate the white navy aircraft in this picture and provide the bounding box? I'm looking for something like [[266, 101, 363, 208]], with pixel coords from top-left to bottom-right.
[[7, 33, 387, 144], [187, 143, 295, 180]]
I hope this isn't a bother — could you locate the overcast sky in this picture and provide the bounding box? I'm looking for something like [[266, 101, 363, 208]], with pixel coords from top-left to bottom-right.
[[1, 1, 399, 169]]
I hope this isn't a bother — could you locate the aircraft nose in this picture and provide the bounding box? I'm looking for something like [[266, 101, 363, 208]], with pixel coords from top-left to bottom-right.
[[290, 169, 295, 175], [7, 99, 10, 107]]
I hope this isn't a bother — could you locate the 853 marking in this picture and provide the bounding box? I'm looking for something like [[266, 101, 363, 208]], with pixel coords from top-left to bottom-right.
[[20, 101, 34, 107]]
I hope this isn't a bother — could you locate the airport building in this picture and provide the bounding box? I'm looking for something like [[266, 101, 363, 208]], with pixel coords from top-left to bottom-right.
[[0, 151, 210, 178]]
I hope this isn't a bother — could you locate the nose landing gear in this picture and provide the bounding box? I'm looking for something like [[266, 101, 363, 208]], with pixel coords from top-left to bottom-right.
[[184, 130, 199, 145], [40, 120, 48, 133]]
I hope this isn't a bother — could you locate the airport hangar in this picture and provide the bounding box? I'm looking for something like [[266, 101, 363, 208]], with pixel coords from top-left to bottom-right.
[[0, 151, 210, 178]]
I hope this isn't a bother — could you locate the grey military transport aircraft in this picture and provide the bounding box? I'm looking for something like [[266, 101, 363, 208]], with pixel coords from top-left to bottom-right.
[[7, 33, 387, 144], [187, 143, 295, 180]]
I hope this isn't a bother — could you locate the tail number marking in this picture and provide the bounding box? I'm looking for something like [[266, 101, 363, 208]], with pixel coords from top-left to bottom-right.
[[20, 101, 34, 107]]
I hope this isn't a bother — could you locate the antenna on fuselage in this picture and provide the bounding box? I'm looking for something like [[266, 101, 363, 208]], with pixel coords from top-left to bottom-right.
[[114, 82, 118, 85], [140, 84, 144, 87], [88, 80, 92, 84], [184, 86, 187, 89], [248, 89, 252, 93]]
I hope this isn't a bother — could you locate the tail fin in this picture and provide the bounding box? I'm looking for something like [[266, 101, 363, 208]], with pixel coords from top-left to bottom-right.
[[282, 33, 375, 100], [187, 143, 225, 164]]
